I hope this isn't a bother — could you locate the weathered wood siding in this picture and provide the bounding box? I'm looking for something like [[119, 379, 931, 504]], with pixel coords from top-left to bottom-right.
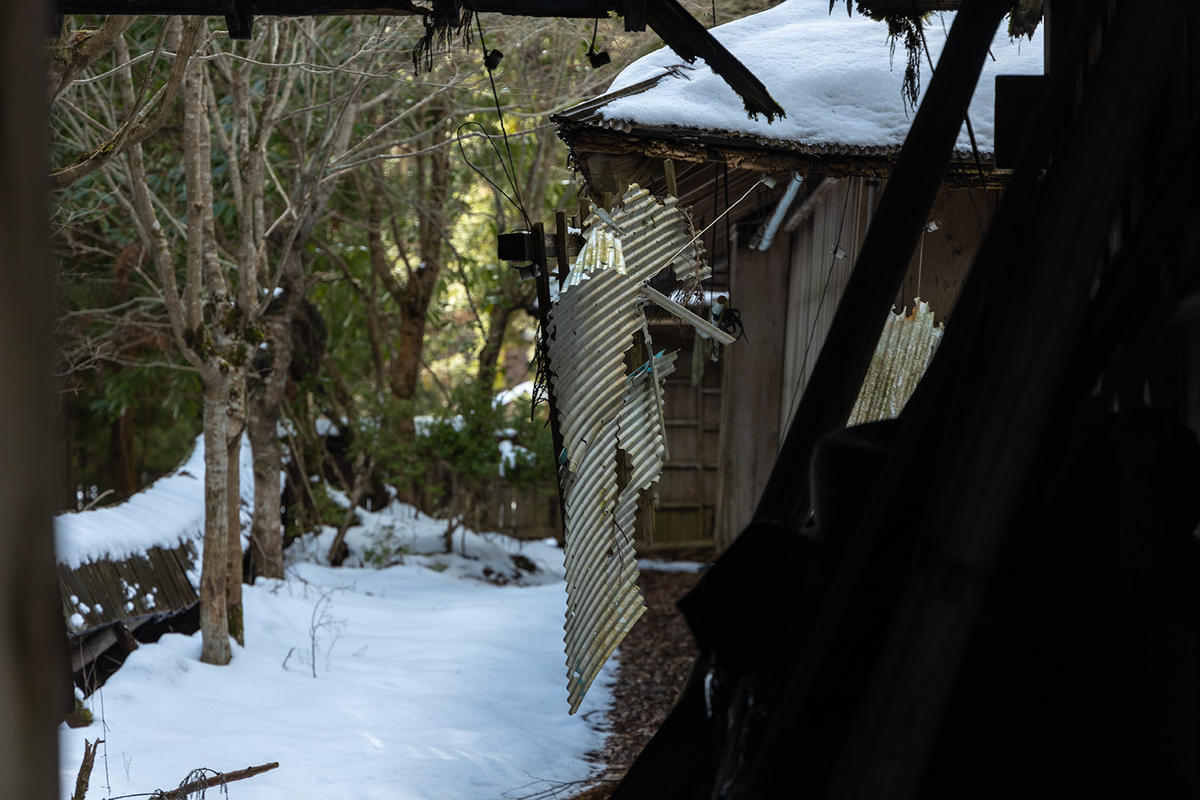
[[780, 179, 995, 433], [714, 234, 792, 548], [484, 483, 561, 541], [653, 329, 723, 548], [779, 177, 873, 436]]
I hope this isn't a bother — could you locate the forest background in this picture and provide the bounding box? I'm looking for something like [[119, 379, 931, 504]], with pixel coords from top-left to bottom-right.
[[49, 0, 769, 664]]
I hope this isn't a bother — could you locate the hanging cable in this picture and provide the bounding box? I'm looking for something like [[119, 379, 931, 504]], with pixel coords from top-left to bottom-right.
[[455, 121, 528, 226], [472, 15, 531, 229], [922, 21, 992, 214]]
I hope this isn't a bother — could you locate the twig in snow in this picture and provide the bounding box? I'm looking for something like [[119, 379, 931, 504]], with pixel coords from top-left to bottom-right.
[[103, 762, 280, 800], [72, 738, 103, 800]]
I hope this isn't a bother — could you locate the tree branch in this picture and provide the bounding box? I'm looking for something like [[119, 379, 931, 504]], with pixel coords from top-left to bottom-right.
[[50, 16, 203, 190], [154, 762, 280, 800], [49, 15, 135, 102]]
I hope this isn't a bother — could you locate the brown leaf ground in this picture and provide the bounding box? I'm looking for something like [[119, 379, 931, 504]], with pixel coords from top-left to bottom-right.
[[567, 555, 712, 800]]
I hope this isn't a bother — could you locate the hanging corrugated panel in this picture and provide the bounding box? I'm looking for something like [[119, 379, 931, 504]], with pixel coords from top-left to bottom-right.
[[549, 184, 706, 713], [847, 298, 944, 426]]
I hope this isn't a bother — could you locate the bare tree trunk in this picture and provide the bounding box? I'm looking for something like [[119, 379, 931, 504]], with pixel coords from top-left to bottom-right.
[[477, 303, 512, 390], [248, 290, 296, 580], [199, 377, 232, 665], [1, 2, 66, 795], [248, 393, 285, 580], [225, 388, 245, 647], [386, 130, 448, 403], [108, 406, 137, 500]]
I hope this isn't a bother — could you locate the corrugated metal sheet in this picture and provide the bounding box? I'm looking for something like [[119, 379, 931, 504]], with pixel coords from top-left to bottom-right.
[[549, 184, 706, 713], [847, 299, 944, 425]]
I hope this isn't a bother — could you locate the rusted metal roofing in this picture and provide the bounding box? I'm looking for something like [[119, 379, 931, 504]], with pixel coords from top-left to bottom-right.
[[550, 184, 707, 712], [847, 299, 944, 426]]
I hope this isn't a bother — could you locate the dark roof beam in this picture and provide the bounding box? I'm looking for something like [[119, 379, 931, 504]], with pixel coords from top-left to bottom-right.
[[56, 0, 624, 19]]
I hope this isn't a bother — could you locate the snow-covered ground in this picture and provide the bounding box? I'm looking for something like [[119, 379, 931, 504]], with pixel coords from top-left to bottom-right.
[[60, 496, 615, 800]]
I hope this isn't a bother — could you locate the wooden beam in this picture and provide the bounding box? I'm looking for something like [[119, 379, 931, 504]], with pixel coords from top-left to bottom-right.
[[751, 0, 1012, 531], [221, 0, 252, 36], [639, 285, 737, 345], [57, 0, 623, 17], [853, 0, 961, 11], [663, 158, 677, 197], [554, 210, 570, 289], [0, 2, 67, 799], [645, 0, 784, 121], [531, 223, 568, 530], [825, 3, 1176, 797], [622, 0, 645, 31], [557, 124, 1007, 188]]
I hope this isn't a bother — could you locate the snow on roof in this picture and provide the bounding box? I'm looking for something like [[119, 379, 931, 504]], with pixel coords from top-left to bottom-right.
[[599, 1, 1043, 156], [55, 434, 257, 569]]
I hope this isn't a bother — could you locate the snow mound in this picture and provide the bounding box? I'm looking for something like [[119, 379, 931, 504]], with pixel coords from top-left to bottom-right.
[[288, 492, 566, 587]]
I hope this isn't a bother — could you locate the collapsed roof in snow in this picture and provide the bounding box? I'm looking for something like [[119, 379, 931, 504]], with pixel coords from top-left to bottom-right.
[[555, 0, 1043, 183]]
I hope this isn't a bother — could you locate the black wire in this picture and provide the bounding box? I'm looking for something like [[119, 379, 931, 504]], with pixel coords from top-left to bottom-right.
[[455, 121, 527, 225], [473, 15, 532, 229], [920, 23, 992, 214]]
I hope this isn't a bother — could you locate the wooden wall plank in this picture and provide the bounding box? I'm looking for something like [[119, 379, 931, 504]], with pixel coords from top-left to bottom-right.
[[714, 238, 791, 548]]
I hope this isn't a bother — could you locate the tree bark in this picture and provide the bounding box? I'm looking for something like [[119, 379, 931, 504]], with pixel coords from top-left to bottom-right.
[[248, 386, 285, 580], [386, 129, 448, 403], [477, 303, 512, 390], [108, 406, 137, 500], [199, 376, 232, 665], [225, 392, 245, 647]]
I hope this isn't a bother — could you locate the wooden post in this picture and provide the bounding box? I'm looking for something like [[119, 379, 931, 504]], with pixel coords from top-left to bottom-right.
[[663, 159, 678, 197], [554, 210, 570, 289], [751, 0, 1012, 532], [0, 1, 67, 798], [531, 222, 568, 529]]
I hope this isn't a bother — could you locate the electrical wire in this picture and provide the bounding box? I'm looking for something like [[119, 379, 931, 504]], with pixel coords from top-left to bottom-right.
[[456, 120, 527, 226], [471, 15, 532, 229]]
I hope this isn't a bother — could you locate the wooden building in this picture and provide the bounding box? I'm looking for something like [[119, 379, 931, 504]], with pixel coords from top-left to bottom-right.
[[599, 1, 1200, 797], [553, 0, 1036, 547]]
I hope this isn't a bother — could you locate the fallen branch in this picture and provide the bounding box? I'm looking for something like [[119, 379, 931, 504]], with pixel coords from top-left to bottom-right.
[[72, 738, 102, 800], [152, 762, 279, 799]]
